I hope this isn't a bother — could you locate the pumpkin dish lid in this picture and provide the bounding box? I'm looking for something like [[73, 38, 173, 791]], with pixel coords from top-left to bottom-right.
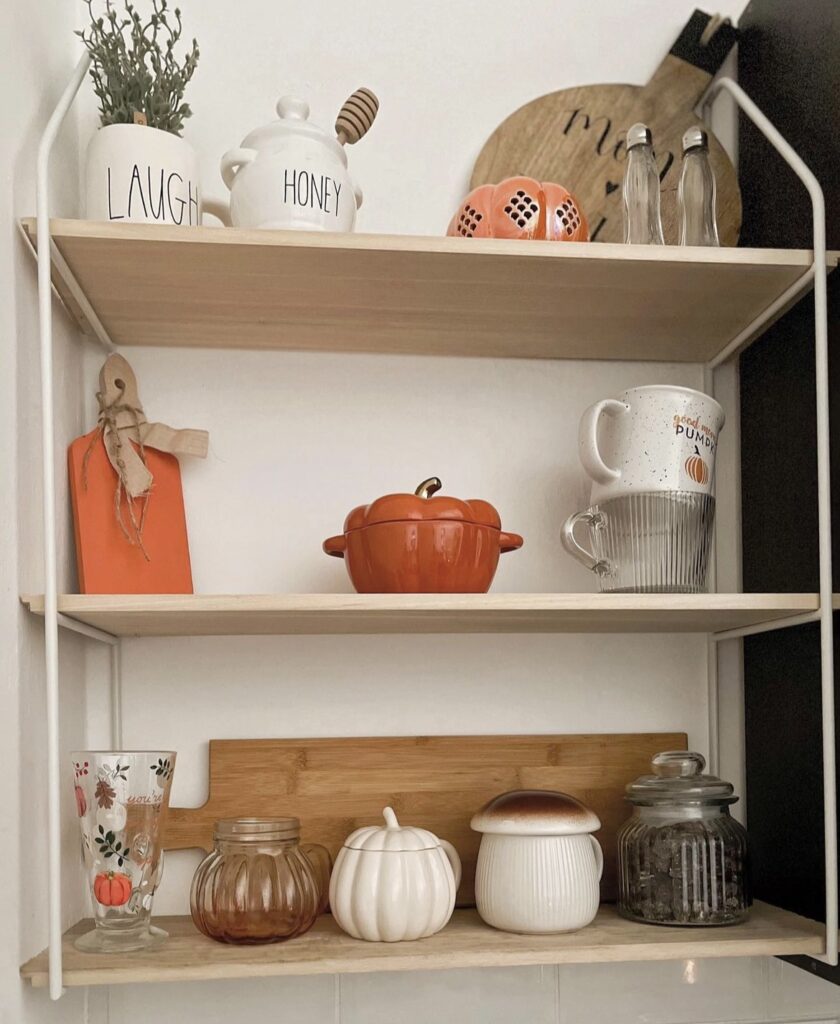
[[343, 477, 503, 532], [343, 807, 444, 851], [470, 789, 601, 836]]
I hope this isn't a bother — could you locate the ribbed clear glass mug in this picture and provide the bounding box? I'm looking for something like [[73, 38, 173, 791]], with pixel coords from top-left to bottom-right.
[[71, 750, 175, 952], [190, 818, 331, 944], [561, 491, 715, 593]]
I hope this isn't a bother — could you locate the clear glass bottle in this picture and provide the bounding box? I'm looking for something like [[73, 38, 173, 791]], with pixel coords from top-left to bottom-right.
[[678, 127, 720, 246], [617, 752, 750, 926], [190, 818, 331, 944], [622, 123, 664, 244]]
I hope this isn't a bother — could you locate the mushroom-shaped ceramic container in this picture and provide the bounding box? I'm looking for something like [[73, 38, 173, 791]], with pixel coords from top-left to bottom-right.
[[329, 807, 462, 942], [471, 789, 603, 934]]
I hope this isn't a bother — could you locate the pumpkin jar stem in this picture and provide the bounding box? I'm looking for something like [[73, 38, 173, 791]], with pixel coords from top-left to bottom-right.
[[382, 806, 400, 829], [415, 477, 442, 499]]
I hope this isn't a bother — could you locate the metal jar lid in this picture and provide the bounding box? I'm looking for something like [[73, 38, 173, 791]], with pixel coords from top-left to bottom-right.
[[626, 751, 737, 806], [626, 123, 653, 150], [682, 126, 709, 152]]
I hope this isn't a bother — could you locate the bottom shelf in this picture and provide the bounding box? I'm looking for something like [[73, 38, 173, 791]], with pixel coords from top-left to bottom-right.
[[20, 903, 824, 988]]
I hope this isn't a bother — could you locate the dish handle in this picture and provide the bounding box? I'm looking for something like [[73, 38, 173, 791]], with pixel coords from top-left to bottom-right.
[[323, 535, 347, 558], [499, 531, 523, 553]]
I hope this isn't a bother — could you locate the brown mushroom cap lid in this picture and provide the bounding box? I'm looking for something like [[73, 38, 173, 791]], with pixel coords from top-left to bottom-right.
[[470, 789, 601, 836]]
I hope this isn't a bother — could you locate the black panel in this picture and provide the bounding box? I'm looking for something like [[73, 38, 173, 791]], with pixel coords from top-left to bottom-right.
[[738, 0, 840, 985]]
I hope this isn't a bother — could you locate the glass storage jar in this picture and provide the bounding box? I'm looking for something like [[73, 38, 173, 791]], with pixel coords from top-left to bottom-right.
[[617, 752, 750, 926], [190, 818, 330, 944]]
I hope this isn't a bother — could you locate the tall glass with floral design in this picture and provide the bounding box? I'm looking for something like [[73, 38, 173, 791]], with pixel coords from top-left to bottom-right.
[[71, 750, 176, 952]]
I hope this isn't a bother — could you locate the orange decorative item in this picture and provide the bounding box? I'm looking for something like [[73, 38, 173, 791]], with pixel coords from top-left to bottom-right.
[[68, 354, 208, 594], [447, 177, 589, 241], [685, 446, 710, 486], [93, 871, 132, 907], [323, 477, 523, 593]]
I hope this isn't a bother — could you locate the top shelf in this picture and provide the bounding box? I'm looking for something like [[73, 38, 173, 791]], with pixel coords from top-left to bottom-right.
[[24, 219, 827, 362]]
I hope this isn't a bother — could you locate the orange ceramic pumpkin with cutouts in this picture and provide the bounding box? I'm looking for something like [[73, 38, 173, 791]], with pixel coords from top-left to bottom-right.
[[447, 177, 589, 241]]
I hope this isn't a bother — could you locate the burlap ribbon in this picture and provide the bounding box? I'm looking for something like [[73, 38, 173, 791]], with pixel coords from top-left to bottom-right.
[[83, 354, 209, 557]]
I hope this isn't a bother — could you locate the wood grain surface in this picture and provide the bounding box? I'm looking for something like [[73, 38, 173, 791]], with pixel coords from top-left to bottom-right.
[[20, 903, 824, 988], [164, 733, 686, 904], [471, 17, 741, 245]]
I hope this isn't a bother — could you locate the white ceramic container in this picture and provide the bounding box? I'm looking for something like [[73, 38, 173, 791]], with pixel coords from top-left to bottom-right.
[[219, 96, 363, 231], [578, 385, 725, 504], [329, 807, 461, 942], [471, 790, 603, 934], [86, 124, 228, 226]]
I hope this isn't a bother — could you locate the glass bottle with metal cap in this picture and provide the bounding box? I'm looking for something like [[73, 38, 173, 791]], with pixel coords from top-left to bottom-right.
[[617, 751, 750, 926], [678, 126, 720, 246], [621, 122, 664, 244]]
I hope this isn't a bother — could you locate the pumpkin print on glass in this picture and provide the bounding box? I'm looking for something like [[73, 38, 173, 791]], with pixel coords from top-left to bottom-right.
[[71, 750, 176, 953], [447, 177, 589, 241]]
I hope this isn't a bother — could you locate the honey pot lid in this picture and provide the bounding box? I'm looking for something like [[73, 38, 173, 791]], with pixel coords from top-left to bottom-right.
[[470, 789, 601, 836], [343, 477, 502, 532], [626, 751, 737, 805]]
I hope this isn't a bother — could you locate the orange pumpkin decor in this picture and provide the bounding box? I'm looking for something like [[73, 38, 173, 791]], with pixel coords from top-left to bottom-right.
[[447, 176, 589, 241], [685, 446, 710, 486], [323, 477, 523, 593], [93, 871, 132, 907]]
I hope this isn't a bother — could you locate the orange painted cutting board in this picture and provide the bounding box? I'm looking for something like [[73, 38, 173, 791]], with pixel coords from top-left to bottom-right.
[[164, 733, 686, 904], [471, 10, 741, 245]]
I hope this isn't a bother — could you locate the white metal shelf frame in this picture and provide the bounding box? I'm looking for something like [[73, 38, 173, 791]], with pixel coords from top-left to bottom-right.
[[32, 59, 836, 999]]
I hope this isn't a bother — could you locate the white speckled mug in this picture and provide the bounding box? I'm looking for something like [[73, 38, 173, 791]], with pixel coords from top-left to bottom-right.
[[578, 385, 725, 504]]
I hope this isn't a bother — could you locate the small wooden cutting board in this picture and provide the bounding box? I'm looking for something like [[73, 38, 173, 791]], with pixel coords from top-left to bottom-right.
[[471, 10, 741, 244], [164, 733, 686, 904]]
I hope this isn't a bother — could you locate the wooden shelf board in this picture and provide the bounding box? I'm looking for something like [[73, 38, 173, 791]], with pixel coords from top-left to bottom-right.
[[21, 592, 822, 637], [20, 903, 824, 988], [23, 218, 827, 362]]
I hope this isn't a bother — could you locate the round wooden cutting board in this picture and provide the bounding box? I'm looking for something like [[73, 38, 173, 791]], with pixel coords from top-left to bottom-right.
[[471, 11, 741, 245]]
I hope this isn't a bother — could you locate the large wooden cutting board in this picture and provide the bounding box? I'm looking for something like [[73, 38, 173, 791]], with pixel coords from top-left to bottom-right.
[[471, 10, 741, 245], [165, 733, 686, 904]]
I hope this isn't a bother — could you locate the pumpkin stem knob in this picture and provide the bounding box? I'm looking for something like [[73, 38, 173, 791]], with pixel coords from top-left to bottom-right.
[[382, 806, 400, 829], [415, 477, 442, 499]]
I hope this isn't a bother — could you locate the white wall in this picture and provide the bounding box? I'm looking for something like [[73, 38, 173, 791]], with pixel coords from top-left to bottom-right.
[[8, 0, 840, 1022]]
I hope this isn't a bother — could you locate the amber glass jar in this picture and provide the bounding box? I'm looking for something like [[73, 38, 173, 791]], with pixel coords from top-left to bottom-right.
[[190, 818, 330, 944]]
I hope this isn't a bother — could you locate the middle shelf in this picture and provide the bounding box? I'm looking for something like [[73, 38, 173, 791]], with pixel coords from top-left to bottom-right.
[[21, 592, 824, 637]]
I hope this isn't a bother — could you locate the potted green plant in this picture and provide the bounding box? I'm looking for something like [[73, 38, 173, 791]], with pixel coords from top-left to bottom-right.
[[79, 0, 224, 225]]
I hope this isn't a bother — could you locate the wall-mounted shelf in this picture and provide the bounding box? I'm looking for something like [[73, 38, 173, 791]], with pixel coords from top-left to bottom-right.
[[20, 903, 823, 988], [22, 218, 827, 362], [21, 592, 825, 637]]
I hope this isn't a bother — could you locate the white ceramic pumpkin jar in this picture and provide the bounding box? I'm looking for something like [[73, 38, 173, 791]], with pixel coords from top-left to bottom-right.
[[329, 807, 461, 942], [471, 789, 603, 934]]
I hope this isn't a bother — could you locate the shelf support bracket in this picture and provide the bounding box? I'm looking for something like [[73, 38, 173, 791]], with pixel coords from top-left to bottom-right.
[[703, 76, 837, 966], [37, 51, 91, 1002]]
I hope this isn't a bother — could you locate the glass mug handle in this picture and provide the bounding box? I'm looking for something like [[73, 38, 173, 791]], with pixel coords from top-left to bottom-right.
[[561, 510, 610, 576], [578, 399, 627, 485], [302, 843, 332, 915]]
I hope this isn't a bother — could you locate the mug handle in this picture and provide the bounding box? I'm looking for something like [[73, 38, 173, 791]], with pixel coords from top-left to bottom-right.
[[578, 399, 627, 485], [561, 510, 610, 576], [439, 839, 462, 892], [589, 835, 604, 880], [201, 196, 231, 226]]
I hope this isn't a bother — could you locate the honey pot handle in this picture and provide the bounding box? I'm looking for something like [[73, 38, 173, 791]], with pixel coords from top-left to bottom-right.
[[323, 535, 347, 558], [499, 531, 524, 553], [302, 842, 332, 914]]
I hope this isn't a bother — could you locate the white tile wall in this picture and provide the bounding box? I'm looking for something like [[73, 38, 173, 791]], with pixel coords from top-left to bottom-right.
[[767, 959, 840, 1020]]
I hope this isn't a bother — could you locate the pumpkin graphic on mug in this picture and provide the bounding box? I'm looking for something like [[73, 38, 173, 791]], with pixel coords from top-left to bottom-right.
[[685, 446, 709, 486], [93, 870, 132, 907]]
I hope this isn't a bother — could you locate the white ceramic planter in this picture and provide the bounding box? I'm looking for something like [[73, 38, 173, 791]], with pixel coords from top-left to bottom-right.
[[471, 790, 603, 934], [86, 123, 228, 226], [329, 807, 461, 942]]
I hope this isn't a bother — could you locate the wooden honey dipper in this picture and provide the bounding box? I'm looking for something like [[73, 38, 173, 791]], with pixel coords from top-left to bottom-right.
[[335, 87, 379, 145]]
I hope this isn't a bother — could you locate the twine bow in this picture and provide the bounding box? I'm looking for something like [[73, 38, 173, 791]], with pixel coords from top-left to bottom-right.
[[83, 354, 209, 558]]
